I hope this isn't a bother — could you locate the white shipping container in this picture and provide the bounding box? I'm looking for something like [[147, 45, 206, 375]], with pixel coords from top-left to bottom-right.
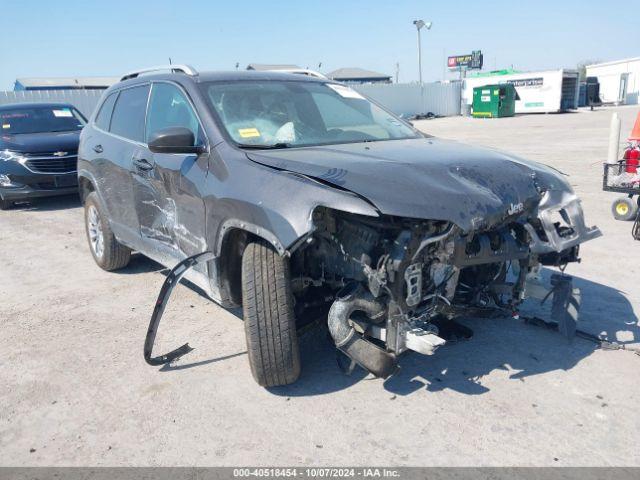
[[463, 69, 580, 114], [586, 57, 640, 105]]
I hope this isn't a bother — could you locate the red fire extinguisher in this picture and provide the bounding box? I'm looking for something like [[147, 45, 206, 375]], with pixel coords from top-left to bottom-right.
[[624, 145, 639, 173]]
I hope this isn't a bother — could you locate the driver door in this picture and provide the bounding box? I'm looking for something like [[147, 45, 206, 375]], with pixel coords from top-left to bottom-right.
[[131, 81, 208, 265]]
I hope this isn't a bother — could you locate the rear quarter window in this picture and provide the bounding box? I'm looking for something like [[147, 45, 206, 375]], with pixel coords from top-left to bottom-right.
[[94, 92, 117, 131], [109, 85, 150, 142]]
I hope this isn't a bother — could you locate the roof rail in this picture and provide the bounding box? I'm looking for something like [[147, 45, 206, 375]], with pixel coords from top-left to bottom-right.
[[120, 65, 198, 82]]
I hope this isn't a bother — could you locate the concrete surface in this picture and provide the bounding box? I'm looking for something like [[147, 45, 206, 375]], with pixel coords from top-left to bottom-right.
[[1, 106, 639, 467]]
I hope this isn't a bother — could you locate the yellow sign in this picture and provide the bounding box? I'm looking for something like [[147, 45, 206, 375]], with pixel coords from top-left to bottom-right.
[[238, 128, 260, 138]]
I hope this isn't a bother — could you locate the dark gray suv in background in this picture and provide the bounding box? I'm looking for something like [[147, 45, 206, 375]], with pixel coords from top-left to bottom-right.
[[78, 65, 600, 387], [0, 103, 86, 209]]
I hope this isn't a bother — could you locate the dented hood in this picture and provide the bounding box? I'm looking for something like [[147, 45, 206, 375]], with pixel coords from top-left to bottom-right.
[[246, 137, 571, 232]]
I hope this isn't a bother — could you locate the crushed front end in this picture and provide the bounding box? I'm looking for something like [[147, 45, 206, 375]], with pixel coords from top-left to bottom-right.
[[290, 192, 601, 378]]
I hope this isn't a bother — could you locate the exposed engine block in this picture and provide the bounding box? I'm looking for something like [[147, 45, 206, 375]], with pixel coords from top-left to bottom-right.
[[291, 204, 596, 379]]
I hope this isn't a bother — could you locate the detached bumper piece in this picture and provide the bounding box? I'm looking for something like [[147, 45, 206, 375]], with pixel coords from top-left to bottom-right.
[[144, 251, 215, 366], [523, 273, 638, 355], [525, 190, 601, 254]]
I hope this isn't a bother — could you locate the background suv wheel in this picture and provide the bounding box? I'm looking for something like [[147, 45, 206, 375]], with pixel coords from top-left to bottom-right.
[[84, 192, 131, 271]]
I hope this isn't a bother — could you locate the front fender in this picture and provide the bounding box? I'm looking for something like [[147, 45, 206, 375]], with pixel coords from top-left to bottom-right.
[[205, 156, 381, 257]]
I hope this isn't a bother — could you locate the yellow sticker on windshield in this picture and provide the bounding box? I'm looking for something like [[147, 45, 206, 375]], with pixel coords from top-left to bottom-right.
[[238, 128, 260, 138]]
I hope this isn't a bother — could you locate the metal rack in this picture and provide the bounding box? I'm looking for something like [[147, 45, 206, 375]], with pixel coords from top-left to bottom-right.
[[603, 161, 640, 194], [603, 161, 640, 240]]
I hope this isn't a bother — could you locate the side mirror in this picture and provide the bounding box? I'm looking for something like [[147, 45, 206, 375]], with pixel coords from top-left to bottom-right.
[[148, 127, 205, 154]]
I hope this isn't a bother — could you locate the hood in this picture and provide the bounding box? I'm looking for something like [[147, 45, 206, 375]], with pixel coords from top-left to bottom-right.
[[246, 137, 571, 232], [0, 130, 81, 154]]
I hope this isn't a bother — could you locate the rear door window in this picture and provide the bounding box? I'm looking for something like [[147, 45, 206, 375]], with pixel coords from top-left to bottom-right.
[[146, 83, 203, 145], [94, 92, 117, 131], [109, 85, 150, 142]]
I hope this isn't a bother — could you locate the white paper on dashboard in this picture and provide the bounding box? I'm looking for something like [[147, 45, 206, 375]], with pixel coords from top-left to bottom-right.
[[327, 84, 365, 100], [53, 109, 73, 117]]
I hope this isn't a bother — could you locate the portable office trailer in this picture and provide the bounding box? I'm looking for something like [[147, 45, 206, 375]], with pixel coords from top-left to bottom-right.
[[586, 58, 640, 105], [463, 69, 580, 114]]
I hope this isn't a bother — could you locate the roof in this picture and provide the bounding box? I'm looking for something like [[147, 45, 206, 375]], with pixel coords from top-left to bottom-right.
[[114, 70, 328, 90], [198, 70, 327, 83], [326, 67, 391, 81], [15, 76, 119, 89], [468, 68, 522, 78], [586, 57, 640, 69], [246, 64, 302, 71]]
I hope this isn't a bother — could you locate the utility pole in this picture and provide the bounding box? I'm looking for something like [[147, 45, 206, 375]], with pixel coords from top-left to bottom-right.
[[395, 62, 400, 83], [417, 27, 422, 84], [412, 20, 432, 85]]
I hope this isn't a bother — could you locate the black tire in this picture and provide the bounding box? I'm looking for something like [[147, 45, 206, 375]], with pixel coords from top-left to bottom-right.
[[84, 192, 131, 271], [611, 196, 638, 221], [0, 198, 13, 210], [242, 239, 301, 387]]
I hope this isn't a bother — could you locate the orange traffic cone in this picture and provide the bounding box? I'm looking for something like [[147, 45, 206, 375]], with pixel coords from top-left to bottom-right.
[[629, 110, 640, 140]]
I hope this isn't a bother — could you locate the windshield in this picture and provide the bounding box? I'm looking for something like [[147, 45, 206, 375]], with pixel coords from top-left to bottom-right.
[[0, 106, 86, 134], [202, 81, 421, 148]]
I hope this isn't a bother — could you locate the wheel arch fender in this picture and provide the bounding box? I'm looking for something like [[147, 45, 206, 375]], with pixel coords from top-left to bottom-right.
[[212, 219, 288, 308], [216, 218, 287, 257], [77, 169, 122, 240], [210, 200, 377, 306], [77, 169, 102, 205]]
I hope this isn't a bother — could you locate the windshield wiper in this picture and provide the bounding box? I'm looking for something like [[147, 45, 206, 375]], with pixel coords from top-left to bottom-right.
[[237, 142, 292, 150]]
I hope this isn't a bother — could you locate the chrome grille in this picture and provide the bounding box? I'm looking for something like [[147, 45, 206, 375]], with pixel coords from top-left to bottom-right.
[[24, 154, 78, 174]]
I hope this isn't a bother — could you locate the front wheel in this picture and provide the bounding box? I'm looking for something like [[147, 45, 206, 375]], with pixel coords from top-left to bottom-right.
[[84, 192, 131, 270], [241, 239, 301, 387], [612, 196, 638, 221]]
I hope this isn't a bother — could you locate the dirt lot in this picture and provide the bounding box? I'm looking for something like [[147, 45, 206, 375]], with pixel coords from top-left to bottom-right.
[[1, 106, 639, 467]]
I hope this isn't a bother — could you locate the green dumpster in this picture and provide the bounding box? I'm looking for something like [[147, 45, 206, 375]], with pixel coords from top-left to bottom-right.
[[472, 84, 516, 118]]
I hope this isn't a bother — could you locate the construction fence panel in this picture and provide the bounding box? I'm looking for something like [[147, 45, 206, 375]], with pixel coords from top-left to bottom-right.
[[353, 82, 461, 117], [0, 82, 462, 122], [0, 89, 104, 118]]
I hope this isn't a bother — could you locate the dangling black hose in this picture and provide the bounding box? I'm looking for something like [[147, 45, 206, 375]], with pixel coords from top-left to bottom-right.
[[328, 283, 397, 378]]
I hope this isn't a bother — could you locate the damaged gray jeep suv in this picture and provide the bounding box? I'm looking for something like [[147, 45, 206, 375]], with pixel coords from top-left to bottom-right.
[[78, 65, 601, 386]]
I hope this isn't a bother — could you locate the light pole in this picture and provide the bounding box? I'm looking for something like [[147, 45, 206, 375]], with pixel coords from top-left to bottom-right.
[[412, 19, 432, 85]]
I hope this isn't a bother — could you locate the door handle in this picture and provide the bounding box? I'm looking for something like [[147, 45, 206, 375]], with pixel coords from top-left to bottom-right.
[[133, 158, 154, 171], [93, 144, 103, 154]]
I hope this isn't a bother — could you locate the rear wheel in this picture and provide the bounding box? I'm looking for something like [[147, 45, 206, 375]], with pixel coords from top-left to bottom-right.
[[0, 198, 13, 210], [612, 196, 638, 221], [241, 239, 301, 387], [84, 192, 131, 270]]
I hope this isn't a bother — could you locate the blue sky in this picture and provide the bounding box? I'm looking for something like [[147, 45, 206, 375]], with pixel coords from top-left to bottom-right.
[[1, 0, 634, 90]]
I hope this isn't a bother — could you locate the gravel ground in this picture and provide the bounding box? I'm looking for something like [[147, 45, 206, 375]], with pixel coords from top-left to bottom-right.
[[1, 106, 639, 467]]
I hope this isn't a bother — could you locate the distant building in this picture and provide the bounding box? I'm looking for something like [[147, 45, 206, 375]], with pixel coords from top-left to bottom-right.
[[325, 67, 392, 84], [586, 57, 640, 105], [14, 77, 119, 91], [246, 64, 302, 71]]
